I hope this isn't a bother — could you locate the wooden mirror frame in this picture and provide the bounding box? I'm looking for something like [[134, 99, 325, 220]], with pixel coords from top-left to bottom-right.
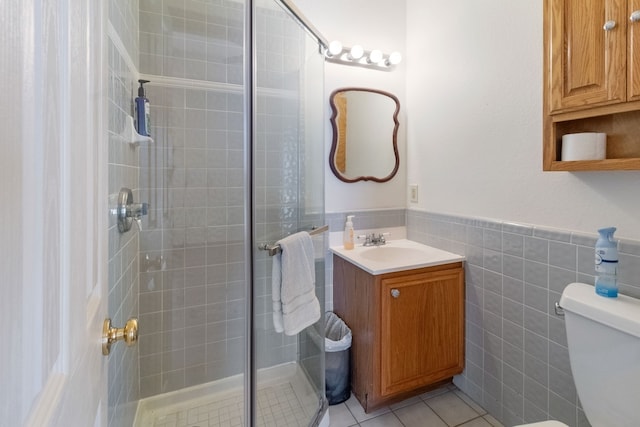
[[329, 87, 400, 183]]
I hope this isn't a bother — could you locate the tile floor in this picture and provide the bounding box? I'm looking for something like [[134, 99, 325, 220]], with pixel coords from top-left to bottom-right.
[[328, 384, 504, 427], [149, 382, 313, 427], [141, 373, 503, 427]]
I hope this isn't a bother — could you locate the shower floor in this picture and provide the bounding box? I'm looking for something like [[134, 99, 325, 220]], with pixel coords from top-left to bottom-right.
[[134, 363, 321, 427]]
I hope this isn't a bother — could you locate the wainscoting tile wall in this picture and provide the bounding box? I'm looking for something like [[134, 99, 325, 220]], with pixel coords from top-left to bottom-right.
[[325, 208, 640, 427]]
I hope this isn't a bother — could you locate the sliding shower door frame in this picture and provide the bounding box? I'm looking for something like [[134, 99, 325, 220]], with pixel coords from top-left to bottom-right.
[[244, 1, 328, 425], [243, 0, 256, 423]]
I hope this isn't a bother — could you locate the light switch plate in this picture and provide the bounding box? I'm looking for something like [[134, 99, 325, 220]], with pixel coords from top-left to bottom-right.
[[409, 184, 418, 203]]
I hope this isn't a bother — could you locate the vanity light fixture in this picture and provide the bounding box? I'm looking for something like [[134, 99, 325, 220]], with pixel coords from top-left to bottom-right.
[[348, 45, 364, 60], [385, 51, 403, 66], [326, 40, 343, 58], [367, 49, 383, 64], [324, 40, 402, 71]]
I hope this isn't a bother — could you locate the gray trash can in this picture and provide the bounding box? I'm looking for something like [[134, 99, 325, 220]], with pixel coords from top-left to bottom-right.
[[325, 311, 352, 405]]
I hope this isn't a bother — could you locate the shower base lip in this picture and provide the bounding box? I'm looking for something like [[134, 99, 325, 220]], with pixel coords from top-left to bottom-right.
[[133, 362, 321, 427]]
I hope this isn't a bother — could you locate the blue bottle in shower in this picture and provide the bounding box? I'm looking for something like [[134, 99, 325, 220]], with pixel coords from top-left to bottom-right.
[[135, 79, 151, 137]]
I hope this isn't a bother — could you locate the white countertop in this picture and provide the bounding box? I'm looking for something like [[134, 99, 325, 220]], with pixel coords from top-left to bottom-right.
[[330, 239, 465, 275]]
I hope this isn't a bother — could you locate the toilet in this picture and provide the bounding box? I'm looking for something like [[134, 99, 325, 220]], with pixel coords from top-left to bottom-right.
[[517, 282, 640, 427]]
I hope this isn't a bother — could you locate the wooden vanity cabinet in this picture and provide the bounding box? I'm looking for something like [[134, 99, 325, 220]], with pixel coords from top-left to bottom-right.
[[332, 255, 464, 412], [543, 0, 640, 170]]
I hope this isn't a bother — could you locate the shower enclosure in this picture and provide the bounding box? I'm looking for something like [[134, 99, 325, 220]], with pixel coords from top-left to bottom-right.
[[107, 0, 327, 425]]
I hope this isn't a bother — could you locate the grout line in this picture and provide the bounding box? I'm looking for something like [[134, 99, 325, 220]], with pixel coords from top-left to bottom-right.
[[341, 387, 495, 427]]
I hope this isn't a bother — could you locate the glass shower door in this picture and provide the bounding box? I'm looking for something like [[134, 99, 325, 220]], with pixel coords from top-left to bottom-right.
[[108, 0, 252, 425], [252, 0, 327, 424], [107, 0, 326, 424]]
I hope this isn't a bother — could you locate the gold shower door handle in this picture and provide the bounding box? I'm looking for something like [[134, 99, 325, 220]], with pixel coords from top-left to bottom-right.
[[102, 317, 138, 356]]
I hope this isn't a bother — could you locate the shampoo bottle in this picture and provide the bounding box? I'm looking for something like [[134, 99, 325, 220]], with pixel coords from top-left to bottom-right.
[[135, 79, 151, 137], [343, 215, 355, 250], [595, 227, 618, 298]]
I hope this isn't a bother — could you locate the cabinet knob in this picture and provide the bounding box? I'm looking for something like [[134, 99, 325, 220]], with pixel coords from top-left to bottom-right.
[[391, 289, 400, 298], [631, 11, 640, 23], [603, 20, 617, 31]]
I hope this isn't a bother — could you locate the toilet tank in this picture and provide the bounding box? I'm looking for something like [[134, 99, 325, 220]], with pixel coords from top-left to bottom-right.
[[560, 282, 640, 427]]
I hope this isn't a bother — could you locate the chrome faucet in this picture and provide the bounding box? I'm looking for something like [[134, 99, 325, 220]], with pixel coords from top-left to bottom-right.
[[115, 187, 149, 233], [359, 233, 389, 246]]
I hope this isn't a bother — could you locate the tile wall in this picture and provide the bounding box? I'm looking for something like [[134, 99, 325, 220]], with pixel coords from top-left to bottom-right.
[[107, 1, 141, 426], [136, 0, 318, 399], [325, 208, 640, 427], [406, 209, 640, 426], [136, 0, 247, 398], [136, 83, 248, 397], [138, 0, 243, 83]]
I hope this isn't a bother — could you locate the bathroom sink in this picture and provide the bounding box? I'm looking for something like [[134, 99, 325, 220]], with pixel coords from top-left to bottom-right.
[[330, 239, 464, 275], [359, 246, 428, 263]]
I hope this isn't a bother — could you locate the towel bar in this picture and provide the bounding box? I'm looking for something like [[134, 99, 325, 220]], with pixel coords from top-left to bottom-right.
[[258, 225, 329, 256]]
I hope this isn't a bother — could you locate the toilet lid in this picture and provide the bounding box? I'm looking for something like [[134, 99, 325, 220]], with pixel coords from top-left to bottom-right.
[[514, 422, 569, 427]]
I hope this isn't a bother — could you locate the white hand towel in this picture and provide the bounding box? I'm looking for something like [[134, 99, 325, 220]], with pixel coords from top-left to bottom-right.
[[272, 253, 284, 333], [271, 231, 320, 336]]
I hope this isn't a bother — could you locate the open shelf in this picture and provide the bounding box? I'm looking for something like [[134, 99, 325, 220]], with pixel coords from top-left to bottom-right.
[[544, 108, 640, 171]]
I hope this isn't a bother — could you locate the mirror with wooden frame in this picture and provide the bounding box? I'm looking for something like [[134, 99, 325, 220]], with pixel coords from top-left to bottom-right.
[[329, 88, 400, 183]]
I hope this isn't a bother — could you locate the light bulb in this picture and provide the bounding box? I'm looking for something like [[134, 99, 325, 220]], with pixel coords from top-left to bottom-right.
[[386, 51, 402, 66], [349, 45, 364, 60], [367, 49, 383, 64], [328, 40, 343, 57]]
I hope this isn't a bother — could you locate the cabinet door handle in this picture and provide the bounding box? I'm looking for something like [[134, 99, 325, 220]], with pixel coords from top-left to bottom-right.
[[391, 289, 400, 298], [631, 11, 640, 23], [603, 20, 617, 31]]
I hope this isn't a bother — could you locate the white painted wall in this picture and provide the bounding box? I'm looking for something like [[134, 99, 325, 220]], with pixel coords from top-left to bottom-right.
[[293, 0, 408, 213], [295, 0, 640, 240], [406, 0, 640, 241]]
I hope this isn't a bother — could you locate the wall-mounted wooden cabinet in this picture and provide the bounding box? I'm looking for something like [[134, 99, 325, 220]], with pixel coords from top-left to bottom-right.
[[543, 0, 640, 171], [332, 256, 464, 412]]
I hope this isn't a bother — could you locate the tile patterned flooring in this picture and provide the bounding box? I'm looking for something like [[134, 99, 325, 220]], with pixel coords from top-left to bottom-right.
[[329, 384, 505, 427], [151, 382, 313, 427], [143, 375, 502, 427]]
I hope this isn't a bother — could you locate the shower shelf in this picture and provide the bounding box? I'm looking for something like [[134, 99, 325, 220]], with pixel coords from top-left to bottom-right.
[[121, 115, 153, 146]]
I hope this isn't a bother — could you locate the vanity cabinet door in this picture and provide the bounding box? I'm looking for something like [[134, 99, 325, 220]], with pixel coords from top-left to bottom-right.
[[548, 0, 626, 113], [379, 268, 464, 397], [629, 0, 640, 101]]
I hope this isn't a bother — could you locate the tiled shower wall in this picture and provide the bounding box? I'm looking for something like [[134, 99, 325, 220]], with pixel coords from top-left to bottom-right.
[[136, 0, 317, 399], [107, 0, 141, 426], [136, 0, 247, 398], [136, 83, 248, 398], [325, 208, 640, 427]]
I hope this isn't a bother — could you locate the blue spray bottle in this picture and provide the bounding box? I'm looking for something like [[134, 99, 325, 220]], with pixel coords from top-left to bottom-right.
[[135, 79, 151, 137], [595, 227, 618, 297]]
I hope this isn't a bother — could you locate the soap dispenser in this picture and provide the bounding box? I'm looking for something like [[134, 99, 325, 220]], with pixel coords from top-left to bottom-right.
[[343, 215, 355, 250], [135, 79, 151, 137], [595, 227, 618, 297]]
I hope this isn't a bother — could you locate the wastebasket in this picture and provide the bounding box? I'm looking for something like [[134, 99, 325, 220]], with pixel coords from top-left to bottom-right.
[[325, 311, 352, 405]]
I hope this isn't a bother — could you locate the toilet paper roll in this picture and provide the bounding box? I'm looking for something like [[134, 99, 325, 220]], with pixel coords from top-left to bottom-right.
[[561, 132, 607, 161]]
